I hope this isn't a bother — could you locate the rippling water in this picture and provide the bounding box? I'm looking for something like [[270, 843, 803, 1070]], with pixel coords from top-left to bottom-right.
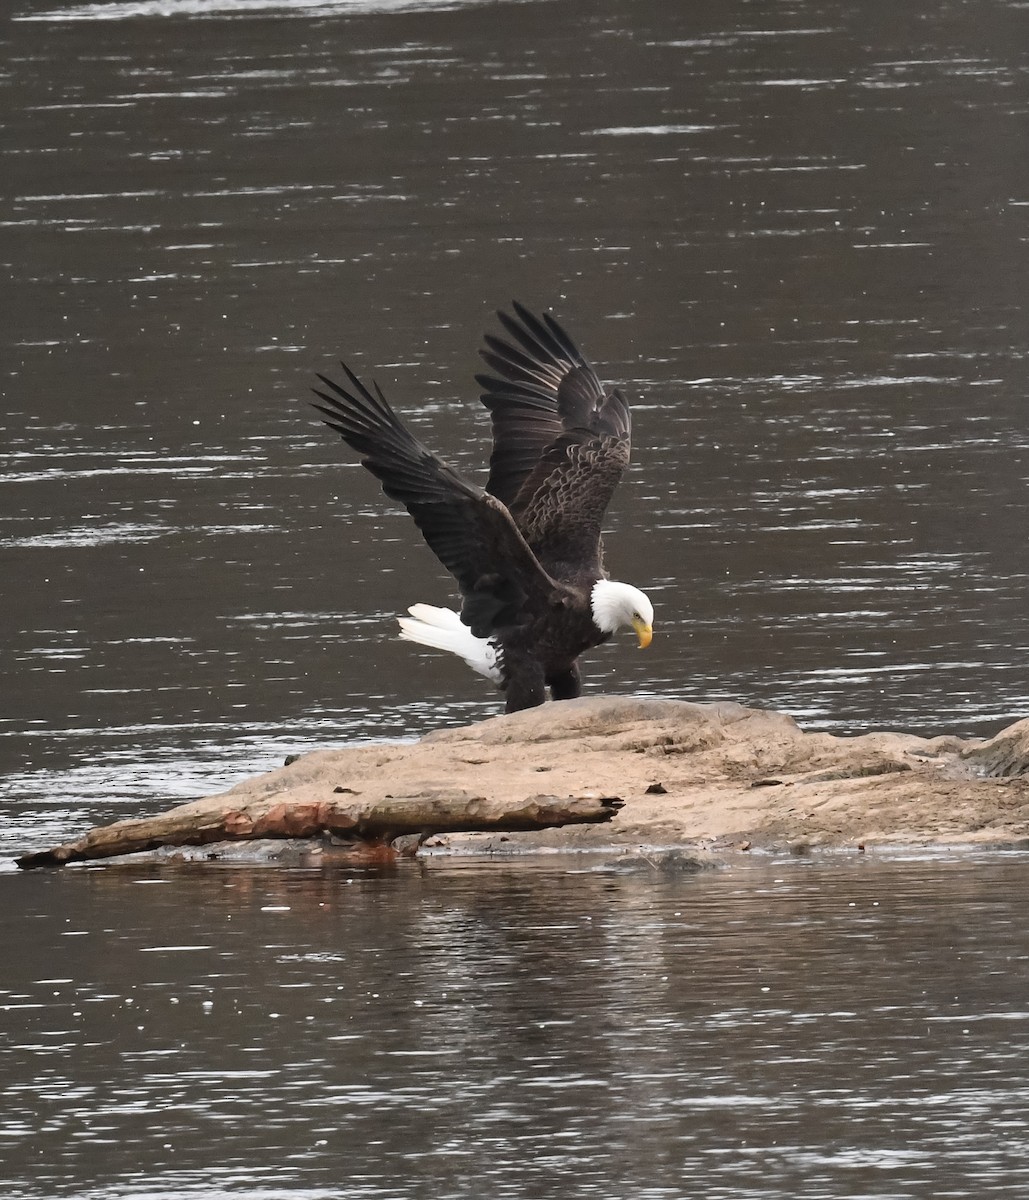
[[3, 0, 1028, 836], [2, 5, 1028, 1192], [3, 854, 1029, 1198]]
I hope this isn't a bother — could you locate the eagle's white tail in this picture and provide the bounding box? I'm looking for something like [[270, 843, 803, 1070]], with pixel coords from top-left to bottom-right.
[[397, 604, 502, 682]]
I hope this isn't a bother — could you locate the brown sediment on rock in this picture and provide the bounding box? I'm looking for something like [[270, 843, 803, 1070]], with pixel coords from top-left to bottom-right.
[[14, 698, 1029, 869], [961, 719, 1029, 778]]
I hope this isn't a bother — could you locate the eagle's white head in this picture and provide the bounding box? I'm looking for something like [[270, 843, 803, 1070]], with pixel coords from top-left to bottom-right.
[[590, 580, 654, 648]]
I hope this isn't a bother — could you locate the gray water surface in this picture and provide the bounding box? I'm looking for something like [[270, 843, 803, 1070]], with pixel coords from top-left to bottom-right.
[[2, 3, 1029, 1195], [3, 0, 1027, 842], [3, 853, 1029, 1199]]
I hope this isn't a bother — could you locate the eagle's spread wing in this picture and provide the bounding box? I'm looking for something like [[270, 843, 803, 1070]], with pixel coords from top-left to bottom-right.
[[312, 365, 564, 638], [475, 302, 632, 578]]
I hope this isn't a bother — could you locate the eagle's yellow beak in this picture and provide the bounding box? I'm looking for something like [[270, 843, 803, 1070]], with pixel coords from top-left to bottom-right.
[[632, 616, 653, 649]]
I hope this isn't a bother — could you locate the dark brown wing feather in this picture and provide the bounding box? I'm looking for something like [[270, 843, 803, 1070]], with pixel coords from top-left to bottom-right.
[[476, 302, 606, 506], [475, 302, 632, 579], [311, 364, 563, 637], [512, 429, 630, 580]]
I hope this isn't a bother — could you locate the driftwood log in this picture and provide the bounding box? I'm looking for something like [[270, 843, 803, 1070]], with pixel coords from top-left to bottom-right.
[[15, 789, 623, 870]]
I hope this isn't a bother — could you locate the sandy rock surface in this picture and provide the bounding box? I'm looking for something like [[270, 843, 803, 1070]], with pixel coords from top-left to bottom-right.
[[19, 698, 1029, 869], [212, 697, 1029, 854]]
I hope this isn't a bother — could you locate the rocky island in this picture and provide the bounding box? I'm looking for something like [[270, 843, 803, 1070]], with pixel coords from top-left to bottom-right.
[[15, 697, 1029, 870]]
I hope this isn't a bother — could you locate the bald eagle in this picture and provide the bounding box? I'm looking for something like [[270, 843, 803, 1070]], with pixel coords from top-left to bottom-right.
[[312, 302, 654, 713]]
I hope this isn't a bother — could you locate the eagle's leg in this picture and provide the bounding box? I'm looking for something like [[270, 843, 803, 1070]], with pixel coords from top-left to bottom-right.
[[503, 654, 547, 713], [547, 663, 582, 702]]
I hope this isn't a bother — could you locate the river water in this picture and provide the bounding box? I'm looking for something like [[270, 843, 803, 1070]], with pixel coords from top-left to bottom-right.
[[2, 0, 1028, 1194], [3, 853, 1029, 1198]]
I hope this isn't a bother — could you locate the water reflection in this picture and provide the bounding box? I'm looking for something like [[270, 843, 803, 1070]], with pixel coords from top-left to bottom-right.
[[2, 855, 1029, 1197]]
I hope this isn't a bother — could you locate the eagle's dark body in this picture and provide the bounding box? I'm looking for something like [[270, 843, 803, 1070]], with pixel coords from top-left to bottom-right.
[[312, 303, 636, 712]]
